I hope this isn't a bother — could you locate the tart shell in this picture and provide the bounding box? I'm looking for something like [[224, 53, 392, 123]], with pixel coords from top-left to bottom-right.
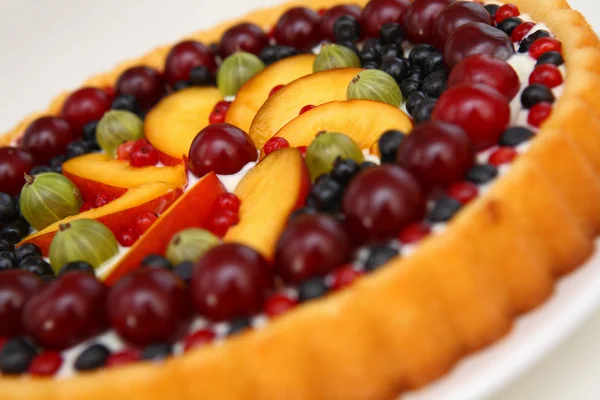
[[2, 0, 600, 398]]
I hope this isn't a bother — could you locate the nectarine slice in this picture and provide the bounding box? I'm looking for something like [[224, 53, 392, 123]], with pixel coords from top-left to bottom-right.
[[268, 100, 413, 153], [63, 153, 186, 201], [226, 54, 316, 133], [145, 87, 223, 159], [101, 173, 225, 285], [249, 68, 362, 148], [224, 148, 309, 259], [20, 182, 182, 255]]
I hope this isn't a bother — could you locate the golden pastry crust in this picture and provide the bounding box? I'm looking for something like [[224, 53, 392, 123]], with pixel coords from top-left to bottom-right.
[[2, 0, 600, 399]]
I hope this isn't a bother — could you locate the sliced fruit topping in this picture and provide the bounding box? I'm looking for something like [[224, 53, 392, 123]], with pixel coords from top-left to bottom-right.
[[347, 69, 403, 107], [217, 51, 265, 97], [249, 68, 362, 148], [314, 44, 361, 72], [144, 87, 222, 160], [224, 148, 309, 259], [96, 110, 144, 157], [166, 228, 220, 265], [305, 132, 364, 180]]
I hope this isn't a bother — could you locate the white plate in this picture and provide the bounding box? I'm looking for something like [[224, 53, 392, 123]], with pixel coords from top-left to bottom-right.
[[1, 0, 599, 399]]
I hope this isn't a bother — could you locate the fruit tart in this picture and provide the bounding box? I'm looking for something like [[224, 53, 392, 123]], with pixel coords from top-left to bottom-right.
[[1, 0, 600, 398]]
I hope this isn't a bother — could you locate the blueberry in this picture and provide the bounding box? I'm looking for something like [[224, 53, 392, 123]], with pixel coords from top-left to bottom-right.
[[142, 343, 172, 361], [400, 77, 421, 98], [141, 254, 172, 269], [407, 67, 424, 82], [409, 44, 434, 69], [173, 261, 194, 283], [289, 206, 318, 221], [380, 44, 402, 59], [362, 61, 379, 69], [0, 239, 13, 252], [466, 164, 498, 185], [0, 337, 37, 375], [1, 220, 30, 244], [378, 130, 405, 163], [307, 175, 344, 213], [189, 66, 214, 86], [521, 84, 555, 109], [29, 165, 52, 175], [360, 45, 381, 65], [0, 251, 17, 271], [536, 51, 564, 66], [66, 139, 95, 158], [297, 277, 328, 302], [364, 244, 399, 272], [0, 192, 17, 223], [421, 71, 447, 98], [423, 52, 445, 75], [172, 80, 192, 91], [337, 41, 361, 59], [379, 57, 409, 84], [412, 98, 437, 124], [406, 90, 428, 115], [362, 38, 382, 53], [59, 261, 95, 276], [499, 127, 535, 147], [111, 93, 139, 113], [49, 155, 66, 173], [518, 30, 551, 53], [379, 22, 404, 45], [74, 344, 110, 371], [333, 15, 361, 43], [208, 42, 219, 57], [360, 161, 377, 169], [227, 317, 252, 336], [484, 4, 500, 18], [82, 120, 99, 142], [19, 255, 54, 277], [15, 243, 41, 261], [428, 196, 462, 223], [330, 158, 361, 185], [259, 45, 297, 65], [497, 17, 523, 36]]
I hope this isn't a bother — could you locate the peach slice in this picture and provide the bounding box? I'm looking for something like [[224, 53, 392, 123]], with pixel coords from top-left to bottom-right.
[[19, 182, 182, 255], [249, 68, 362, 148], [226, 54, 316, 133], [224, 148, 310, 259], [63, 153, 186, 202], [145, 87, 223, 159], [266, 100, 413, 155], [102, 173, 225, 285]]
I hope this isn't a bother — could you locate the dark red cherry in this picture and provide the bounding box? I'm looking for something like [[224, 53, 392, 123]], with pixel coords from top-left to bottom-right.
[[403, 0, 455, 44], [361, 0, 410, 38], [23, 271, 107, 350], [107, 268, 191, 347], [0, 269, 42, 337], [320, 4, 362, 41], [20, 116, 78, 164], [342, 165, 425, 241], [0, 147, 35, 196], [448, 54, 520, 100], [188, 123, 257, 178], [116, 66, 167, 111], [219, 23, 269, 58], [275, 214, 352, 285], [164, 41, 218, 85], [396, 121, 475, 191], [191, 243, 274, 321], [432, 1, 493, 49], [444, 22, 515, 68], [273, 7, 323, 51], [432, 83, 511, 151], [60, 87, 112, 133]]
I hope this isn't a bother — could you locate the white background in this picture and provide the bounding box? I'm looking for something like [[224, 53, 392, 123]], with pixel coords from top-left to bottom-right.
[[0, 0, 599, 398]]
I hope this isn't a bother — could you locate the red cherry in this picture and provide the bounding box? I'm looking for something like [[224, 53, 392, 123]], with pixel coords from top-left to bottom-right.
[[95, 190, 116, 208], [23, 271, 107, 350], [398, 222, 431, 244], [275, 214, 352, 285], [0, 147, 35, 196], [510, 21, 535, 42], [495, 3, 519, 23], [529, 37, 562, 60], [447, 181, 478, 204], [448, 54, 520, 100], [331, 266, 363, 290], [191, 243, 274, 321], [273, 7, 322, 51], [342, 165, 425, 241], [188, 123, 257, 178], [20, 116, 77, 164], [60, 87, 112, 132], [528, 102, 553, 127], [432, 1, 493, 50], [403, 0, 455, 44], [264, 293, 298, 318], [0, 337, 7, 350], [107, 268, 191, 347], [318, 8, 327, 16], [269, 84, 285, 97], [299, 104, 316, 115], [297, 146, 308, 157], [28, 351, 63, 376], [361, 0, 410, 38], [116, 227, 139, 247], [432, 83, 511, 151], [164, 40, 217, 85], [209, 100, 231, 125], [488, 147, 517, 166], [396, 121, 475, 191], [215, 193, 241, 214], [129, 140, 159, 167], [116, 66, 167, 111], [0, 269, 43, 337], [529, 64, 563, 88], [444, 22, 515, 68], [263, 137, 290, 155], [182, 329, 216, 352], [104, 86, 116, 99], [79, 201, 95, 213], [219, 23, 269, 58], [320, 4, 362, 41], [106, 349, 141, 368], [135, 211, 158, 235], [205, 209, 239, 238], [116, 140, 136, 161]]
